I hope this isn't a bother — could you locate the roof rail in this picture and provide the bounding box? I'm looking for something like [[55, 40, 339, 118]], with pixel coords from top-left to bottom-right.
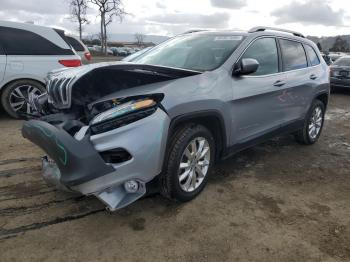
[[248, 26, 305, 38], [182, 29, 207, 34]]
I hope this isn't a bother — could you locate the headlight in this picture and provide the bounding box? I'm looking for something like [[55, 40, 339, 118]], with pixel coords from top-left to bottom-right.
[[90, 98, 158, 134], [91, 99, 156, 125]]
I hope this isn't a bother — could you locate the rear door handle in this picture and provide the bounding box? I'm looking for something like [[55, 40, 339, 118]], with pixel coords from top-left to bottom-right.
[[310, 74, 318, 80], [273, 80, 286, 87]]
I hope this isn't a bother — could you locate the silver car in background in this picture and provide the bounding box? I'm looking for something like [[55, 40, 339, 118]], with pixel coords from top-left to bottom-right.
[[330, 56, 350, 89], [66, 36, 92, 64], [22, 27, 330, 211]]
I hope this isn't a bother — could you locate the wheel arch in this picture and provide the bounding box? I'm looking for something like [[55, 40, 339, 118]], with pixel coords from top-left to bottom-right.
[[314, 92, 329, 109], [167, 110, 227, 161], [0, 77, 46, 94]]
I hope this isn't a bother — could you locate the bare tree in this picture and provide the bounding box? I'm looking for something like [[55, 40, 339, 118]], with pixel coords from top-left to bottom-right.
[[69, 0, 89, 40], [135, 33, 145, 47], [89, 0, 126, 55]]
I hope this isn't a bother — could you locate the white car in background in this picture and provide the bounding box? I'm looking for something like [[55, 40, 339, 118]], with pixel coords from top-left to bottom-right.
[[66, 36, 91, 64], [0, 21, 81, 118]]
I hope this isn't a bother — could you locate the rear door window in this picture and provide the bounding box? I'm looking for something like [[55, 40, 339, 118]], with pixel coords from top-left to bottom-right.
[[279, 39, 308, 71], [305, 45, 320, 66], [0, 44, 4, 55], [241, 37, 279, 76], [66, 36, 85, 52], [0, 26, 74, 55]]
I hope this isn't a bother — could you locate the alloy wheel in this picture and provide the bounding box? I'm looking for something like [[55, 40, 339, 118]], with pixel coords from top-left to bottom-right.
[[9, 85, 42, 115], [308, 106, 323, 140], [178, 137, 211, 192]]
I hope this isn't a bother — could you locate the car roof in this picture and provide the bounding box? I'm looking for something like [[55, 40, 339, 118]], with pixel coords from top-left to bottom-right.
[[0, 20, 52, 31], [184, 30, 249, 36], [186, 28, 316, 47], [0, 20, 70, 50]]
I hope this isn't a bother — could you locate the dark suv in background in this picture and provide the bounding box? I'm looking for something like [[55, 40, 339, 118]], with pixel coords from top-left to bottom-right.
[[330, 56, 350, 89], [22, 27, 330, 211]]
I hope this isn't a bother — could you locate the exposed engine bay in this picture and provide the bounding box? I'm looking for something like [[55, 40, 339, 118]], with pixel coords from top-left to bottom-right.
[[31, 63, 200, 127]]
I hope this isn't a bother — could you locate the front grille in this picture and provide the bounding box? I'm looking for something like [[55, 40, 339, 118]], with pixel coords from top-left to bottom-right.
[[47, 76, 74, 109]]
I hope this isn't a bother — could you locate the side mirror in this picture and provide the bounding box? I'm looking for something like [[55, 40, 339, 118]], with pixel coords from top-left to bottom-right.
[[233, 58, 259, 76]]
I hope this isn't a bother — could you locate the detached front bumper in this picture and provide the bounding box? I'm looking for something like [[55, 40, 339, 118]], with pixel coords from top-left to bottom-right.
[[22, 109, 170, 210]]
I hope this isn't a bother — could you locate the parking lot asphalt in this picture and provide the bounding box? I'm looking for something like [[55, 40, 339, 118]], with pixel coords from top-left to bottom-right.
[[0, 92, 349, 262]]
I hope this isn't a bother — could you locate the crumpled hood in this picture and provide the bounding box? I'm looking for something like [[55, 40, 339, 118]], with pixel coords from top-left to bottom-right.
[[46, 62, 202, 110]]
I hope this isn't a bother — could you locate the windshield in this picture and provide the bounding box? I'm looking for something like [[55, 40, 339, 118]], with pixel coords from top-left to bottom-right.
[[123, 47, 152, 62], [133, 34, 244, 71], [333, 57, 350, 66]]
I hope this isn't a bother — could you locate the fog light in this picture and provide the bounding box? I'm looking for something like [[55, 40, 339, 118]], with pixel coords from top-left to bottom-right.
[[124, 180, 139, 193]]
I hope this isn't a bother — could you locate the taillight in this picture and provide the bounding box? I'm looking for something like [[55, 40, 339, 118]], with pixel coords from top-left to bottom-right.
[[59, 59, 81, 67], [84, 52, 92, 61]]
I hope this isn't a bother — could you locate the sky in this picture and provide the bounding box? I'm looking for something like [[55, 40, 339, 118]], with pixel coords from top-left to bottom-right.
[[0, 0, 350, 38]]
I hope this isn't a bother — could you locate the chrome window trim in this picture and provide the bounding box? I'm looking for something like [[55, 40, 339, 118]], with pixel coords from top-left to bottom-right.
[[239, 64, 322, 79], [233, 35, 322, 78]]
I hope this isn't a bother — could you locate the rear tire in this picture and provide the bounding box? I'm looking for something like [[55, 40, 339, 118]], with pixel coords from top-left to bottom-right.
[[1, 80, 45, 118], [295, 99, 325, 145], [160, 124, 215, 202]]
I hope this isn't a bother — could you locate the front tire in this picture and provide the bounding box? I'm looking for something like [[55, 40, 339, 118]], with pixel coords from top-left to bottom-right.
[[1, 80, 45, 118], [295, 99, 325, 145], [160, 124, 215, 202]]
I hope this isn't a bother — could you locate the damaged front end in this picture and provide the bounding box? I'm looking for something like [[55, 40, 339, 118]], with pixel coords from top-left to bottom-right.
[[22, 63, 200, 210]]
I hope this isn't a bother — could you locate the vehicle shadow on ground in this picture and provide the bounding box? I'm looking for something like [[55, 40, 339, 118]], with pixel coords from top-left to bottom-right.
[[0, 111, 11, 121], [0, 133, 299, 240], [331, 87, 350, 95], [137, 134, 298, 210]]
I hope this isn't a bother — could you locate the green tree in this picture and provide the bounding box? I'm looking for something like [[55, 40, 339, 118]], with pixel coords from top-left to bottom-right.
[[330, 36, 350, 52], [317, 42, 322, 51]]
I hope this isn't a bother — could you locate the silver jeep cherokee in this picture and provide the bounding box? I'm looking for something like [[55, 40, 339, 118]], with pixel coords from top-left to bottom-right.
[[22, 27, 330, 211]]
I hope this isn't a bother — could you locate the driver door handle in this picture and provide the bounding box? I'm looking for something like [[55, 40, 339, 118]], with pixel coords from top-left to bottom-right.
[[273, 80, 286, 87], [310, 74, 318, 80]]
